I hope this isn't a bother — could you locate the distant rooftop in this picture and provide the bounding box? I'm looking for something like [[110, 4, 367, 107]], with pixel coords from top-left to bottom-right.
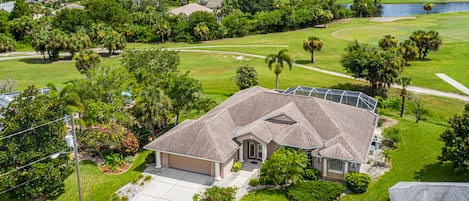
[[169, 3, 213, 16], [0, 1, 15, 13], [389, 182, 469, 201], [283, 86, 378, 112]]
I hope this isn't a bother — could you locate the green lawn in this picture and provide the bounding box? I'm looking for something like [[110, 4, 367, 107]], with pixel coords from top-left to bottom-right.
[[241, 188, 288, 201], [129, 12, 469, 94]]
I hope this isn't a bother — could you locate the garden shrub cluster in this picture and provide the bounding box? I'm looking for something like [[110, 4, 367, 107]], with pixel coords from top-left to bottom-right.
[[249, 178, 259, 186], [287, 180, 345, 201], [193, 186, 238, 201], [231, 161, 243, 172], [382, 127, 400, 149], [303, 168, 321, 180], [344, 172, 371, 193]]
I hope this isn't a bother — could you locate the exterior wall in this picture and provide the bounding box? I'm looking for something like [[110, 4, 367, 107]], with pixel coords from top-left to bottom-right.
[[243, 140, 248, 161], [267, 141, 279, 158], [311, 157, 363, 181], [167, 154, 212, 175], [221, 151, 238, 178], [312, 156, 323, 172], [161, 152, 169, 167], [349, 162, 361, 172], [325, 172, 344, 181]]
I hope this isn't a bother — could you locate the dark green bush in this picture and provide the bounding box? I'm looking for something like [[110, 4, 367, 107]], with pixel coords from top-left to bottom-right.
[[344, 172, 371, 193], [288, 180, 345, 201], [382, 127, 400, 149], [193, 186, 238, 201], [303, 168, 321, 180], [249, 178, 259, 186]]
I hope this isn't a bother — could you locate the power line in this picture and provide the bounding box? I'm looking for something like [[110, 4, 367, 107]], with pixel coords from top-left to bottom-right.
[[0, 149, 68, 178], [0, 117, 66, 141]]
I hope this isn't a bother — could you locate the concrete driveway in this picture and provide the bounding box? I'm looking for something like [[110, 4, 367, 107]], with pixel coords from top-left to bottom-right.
[[131, 168, 214, 201]]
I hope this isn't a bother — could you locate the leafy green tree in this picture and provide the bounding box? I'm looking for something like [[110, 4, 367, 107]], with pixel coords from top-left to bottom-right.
[[67, 31, 92, 56], [222, 11, 249, 38], [154, 19, 171, 43], [9, 16, 35, 41], [0, 87, 72, 200], [312, 8, 334, 28], [397, 76, 411, 117], [46, 29, 68, 61], [101, 30, 126, 55], [423, 2, 434, 14], [31, 27, 50, 61], [132, 86, 172, 138], [399, 39, 418, 65], [84, 0, 130, 26], [225, 0, 274, 14], [379, 34, 398, 50], [188, 11, 223, 40], [193, 22, 209, 41], [8, 0, 30, 20], [265, 49, 292, 90], [254, 10, 285, 33], [0, 10, 9, 34], [53, 8, 92, 33], [259, 147, 308, 188], [410, 30, 442, 60], [439, 104, 469, 172], [0, 33, 15, 52], [234, 65, 258, 90], [350, 0, 376, 17], [73, 49, 102, 78], [159, 72, 203, 125], [341, 41, 404, 96], [303, 36, 323, 63]]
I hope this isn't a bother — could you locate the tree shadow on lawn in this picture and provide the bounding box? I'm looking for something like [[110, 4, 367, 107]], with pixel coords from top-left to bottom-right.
[[18, 56, 74, 64], [414, 162, 469, 182], [295, 60, 313, 65]]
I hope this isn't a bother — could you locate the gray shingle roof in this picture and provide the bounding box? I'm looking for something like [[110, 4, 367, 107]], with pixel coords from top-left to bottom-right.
[[169, 3, 213, 16], [389, 182, 469, 201], [144, 86, 377, 163], [0, 1, 14, 13]]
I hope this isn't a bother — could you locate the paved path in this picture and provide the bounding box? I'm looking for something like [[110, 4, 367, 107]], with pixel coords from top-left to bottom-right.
[[435, 73, 469, 95], [1, 46, 468, 101]]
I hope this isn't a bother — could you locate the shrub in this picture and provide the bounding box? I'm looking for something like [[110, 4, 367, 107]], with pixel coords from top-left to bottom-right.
[[382, 127, 400, 149], [249, 178, 259, 186], [344, 172, 371, 193], [0, 34, 15, 52], [193, 186, 238, 201], [231, 161, 243, 172], [104, 153, 125, 172], [144, 175, 152, 181], [259, 147, 308, 186], [303, 168, 321, 180], [121, 131, 139, 155], [121, 196, 129, 201], [288, 180, 345, 201]]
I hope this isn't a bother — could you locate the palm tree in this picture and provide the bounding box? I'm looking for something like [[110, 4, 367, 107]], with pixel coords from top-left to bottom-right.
[[303, 36, 323, 63], [73, 50, 102, 78], [423, 2, 434, 14], [194, 22, 209, 42], [132, 86, 172, 138], [379, 34, 398, 50], [265, 49, 292, 90], [398, 76, 411, 117], [399, 40, 418, 65]]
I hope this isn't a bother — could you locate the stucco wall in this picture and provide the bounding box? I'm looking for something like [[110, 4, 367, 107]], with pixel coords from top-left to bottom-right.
[[312, 156, 323, 172], [221, 151, 238, 178], [267, 141, 279, 158], [161, 152, 169, 167]]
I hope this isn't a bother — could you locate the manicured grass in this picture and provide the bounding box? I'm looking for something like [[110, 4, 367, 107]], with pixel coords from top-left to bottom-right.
[[241, 188, 289, 201], [130, 12, 469, 94], [54, 150, 152, 201], [340, 119, 469, 201]]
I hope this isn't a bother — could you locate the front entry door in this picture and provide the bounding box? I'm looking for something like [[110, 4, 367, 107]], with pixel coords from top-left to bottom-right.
[[248, 141, 263, 160]]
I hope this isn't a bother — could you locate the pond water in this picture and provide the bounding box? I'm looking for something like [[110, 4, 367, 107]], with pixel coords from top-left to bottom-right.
[[345, 2, 469, 17]]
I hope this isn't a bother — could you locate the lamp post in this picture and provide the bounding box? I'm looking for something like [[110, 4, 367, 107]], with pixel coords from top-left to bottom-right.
[[65, 114, 83, 201]]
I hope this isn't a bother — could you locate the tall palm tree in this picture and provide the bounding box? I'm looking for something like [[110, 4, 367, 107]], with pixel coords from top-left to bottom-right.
[[303, 36, 323, 63], [265, 49, 292, 90], [379, 34, 398, 50], [398, 76, 411, 117], [423, 2, 434, 14]]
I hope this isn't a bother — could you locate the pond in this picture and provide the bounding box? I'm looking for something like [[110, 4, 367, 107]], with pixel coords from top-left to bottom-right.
[[345, 2, 469, 17]]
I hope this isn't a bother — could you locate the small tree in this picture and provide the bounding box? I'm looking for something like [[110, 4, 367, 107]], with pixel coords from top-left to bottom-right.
[[259, 147, 308, 188], [234, 65, 258, 90], [101, 30, 126, 55], [398, 76, 411, 117], [423, 2, 434, 14], [193, 22, 210, 41], [66, 32, 92, 57], [439, 104, 469, 172], [0, 33, 15, 52], [265, 49, 292, 90], [399, 39, 418, 66], [303, 36, 323, 63], [73, 49, 102, 78], [379, 34, 398, 50], [8, 0, 30, 20], [46, 29, 68, 61], [410, 30, 442, 60]]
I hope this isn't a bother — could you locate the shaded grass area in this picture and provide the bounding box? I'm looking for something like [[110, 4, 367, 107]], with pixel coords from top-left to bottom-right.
[[53, 150, 152, 201], [241, 188, 289, 201]]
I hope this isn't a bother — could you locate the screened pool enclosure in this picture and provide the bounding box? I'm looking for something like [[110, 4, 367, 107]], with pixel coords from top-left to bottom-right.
[[283, 86, 378, 112]]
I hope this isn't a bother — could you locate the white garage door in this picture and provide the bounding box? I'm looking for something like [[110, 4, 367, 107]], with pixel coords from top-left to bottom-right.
[[168, 154, 211, 175]]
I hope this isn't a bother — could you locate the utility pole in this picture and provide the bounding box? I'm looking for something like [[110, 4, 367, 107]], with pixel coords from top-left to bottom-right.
[[71, 114, 83, 201]]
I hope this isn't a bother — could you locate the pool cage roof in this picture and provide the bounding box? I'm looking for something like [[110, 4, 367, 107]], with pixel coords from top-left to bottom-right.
[[0, 88, 50, 109], [283, 86, 378, 112]]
